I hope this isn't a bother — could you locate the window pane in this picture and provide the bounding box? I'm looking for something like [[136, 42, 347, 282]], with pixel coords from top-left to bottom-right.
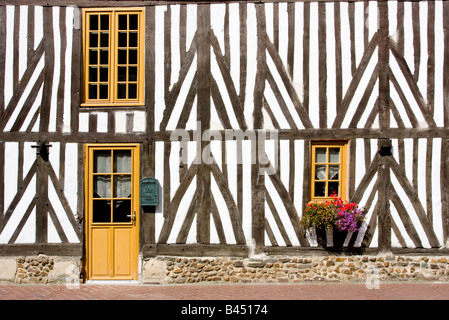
[[118, 14, 127, 30], [117, 67, 127, 81], [128, 84, 137, 99], [129, 14, 138, 30], [329, 148, 340, 163], [129, 32, 138, 47], [129, 50, 138, 64], [118, 32, 127, 47], [114, 175, 132, 198], [89, 50, 98, 64], [88, 84, 97, 99], [114, 150, 132, 173], [89, 32, 98, 48], [100, 15, 109, 31], [94, 150, 111, 173], [89, 15, 98, 30], [113, 200, 131, 223], [94, 175, 111, 198], [100, 33, 109, 48], [89, 67, 98, 82], [118, 50, 127, 64], [99, 67, 108, 82], [99, 84, 108, 99], [328, 165, 340, 180], [128, 67, 137, 81], [117, 84, 126, 99], [315, 165, 326, 180], [314, 182, 326, 197], [93, 200, 111, 223], [100, 50, 108, 64], [328, 182, 339, 197], [315, 148, 326, 163]]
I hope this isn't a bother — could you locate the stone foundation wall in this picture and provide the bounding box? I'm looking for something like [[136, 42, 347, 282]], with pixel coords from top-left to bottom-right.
[[142, 255, 449, 284], [3, 254, 449, 284]]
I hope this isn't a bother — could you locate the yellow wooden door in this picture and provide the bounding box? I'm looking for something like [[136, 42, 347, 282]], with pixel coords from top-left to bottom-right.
[[85, 144, 139, 280]]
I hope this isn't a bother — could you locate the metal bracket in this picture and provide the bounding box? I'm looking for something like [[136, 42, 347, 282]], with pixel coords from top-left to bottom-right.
[[31, 141, 52, 161]]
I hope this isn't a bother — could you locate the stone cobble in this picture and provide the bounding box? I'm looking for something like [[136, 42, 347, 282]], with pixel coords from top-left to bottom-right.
[[14, 255, 54, 284], [150, 255, 449, 284]]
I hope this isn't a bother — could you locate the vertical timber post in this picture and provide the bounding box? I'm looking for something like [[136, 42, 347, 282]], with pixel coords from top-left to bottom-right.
[[196, 4, 211, 244], [252, 4, 267, 254], [442, 1, 449, 247], [140, 6, 156, 257], [35, 142, 51, 244], [377, 2, 391, 253]]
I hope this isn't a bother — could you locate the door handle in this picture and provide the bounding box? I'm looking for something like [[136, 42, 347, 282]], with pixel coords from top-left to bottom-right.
[[127, 211, 136, 226]]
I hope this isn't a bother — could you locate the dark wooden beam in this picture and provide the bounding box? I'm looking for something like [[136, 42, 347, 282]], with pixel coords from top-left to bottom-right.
[[35, 145, 49, 244], [3, 0, 410, 7], [39, 7, 54, 133], [251, 3, 267, 254], [1, 127, 449, 144], [0, 244, 83, 256], [196, 4, 211, 244], [154, 244, 248, 257]]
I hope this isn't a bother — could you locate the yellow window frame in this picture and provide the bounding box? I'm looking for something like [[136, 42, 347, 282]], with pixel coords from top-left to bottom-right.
[[310, 141, 348, 201], [82, 8, 145, 107]]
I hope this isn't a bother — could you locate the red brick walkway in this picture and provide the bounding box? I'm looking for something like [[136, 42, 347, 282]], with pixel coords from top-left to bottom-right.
[[1, 282, 447, 318], [0, 282, 449, 300]]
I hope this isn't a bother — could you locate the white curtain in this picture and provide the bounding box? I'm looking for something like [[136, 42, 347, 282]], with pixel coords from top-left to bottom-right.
[[315, 165, 326, 180], [328, 165, 339, 180], [114, 151, 131, 173], [93, 150, 132, 199], [94, 151, 111, 198], [113, 151, 131, 198], [114, 176, 131, 198]]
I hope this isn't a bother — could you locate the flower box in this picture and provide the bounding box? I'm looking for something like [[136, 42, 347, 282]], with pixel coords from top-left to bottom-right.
[[301, 195, 366, 248]]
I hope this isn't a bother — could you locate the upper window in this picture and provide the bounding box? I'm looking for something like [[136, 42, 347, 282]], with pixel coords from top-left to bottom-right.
[[310, 141, 348, 201], [82, 8, 145, 106]]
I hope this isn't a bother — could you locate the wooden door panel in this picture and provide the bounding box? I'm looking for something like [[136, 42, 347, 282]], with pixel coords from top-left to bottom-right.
[[114, 227, 133, 278], [90, 228, 110, 278]]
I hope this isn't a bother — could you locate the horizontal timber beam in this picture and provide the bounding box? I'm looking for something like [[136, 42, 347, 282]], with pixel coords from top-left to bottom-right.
[[264, 246, 449, 256], [0, 127, 448, 143], [2, 0, 416, 8], [142, 244, 449, 258], [0, 244, 83, 256], [143, 244, 249, 257]]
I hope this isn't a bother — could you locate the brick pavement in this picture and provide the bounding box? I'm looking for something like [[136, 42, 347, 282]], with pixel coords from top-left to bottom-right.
[[0, 282, 449, 300], [1, 282, 447, 318]]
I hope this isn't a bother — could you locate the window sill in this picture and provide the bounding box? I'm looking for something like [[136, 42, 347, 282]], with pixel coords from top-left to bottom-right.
[[80, 103, 146, 112], [81, 102, 145, 108]]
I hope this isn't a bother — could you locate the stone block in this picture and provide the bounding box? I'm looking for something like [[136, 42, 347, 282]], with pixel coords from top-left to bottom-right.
[[143, 258, 169, 284], [48, 257, 79, 284], [0, 258, 17, 282], [247, 261, 266, 268]]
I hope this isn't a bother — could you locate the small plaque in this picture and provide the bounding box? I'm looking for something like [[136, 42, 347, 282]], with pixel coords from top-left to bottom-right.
[[140, 178, 159, 206]]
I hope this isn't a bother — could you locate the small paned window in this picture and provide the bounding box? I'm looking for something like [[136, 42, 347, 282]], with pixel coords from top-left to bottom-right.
[[82, 8, 145, 106], [310, 141, 348, 201]]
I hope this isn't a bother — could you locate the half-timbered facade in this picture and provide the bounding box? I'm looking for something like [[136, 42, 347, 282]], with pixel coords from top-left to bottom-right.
[[1, 0, 449, 283]]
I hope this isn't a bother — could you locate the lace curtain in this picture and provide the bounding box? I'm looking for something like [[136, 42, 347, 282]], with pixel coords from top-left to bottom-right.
[[94, 150, 131, 199]]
